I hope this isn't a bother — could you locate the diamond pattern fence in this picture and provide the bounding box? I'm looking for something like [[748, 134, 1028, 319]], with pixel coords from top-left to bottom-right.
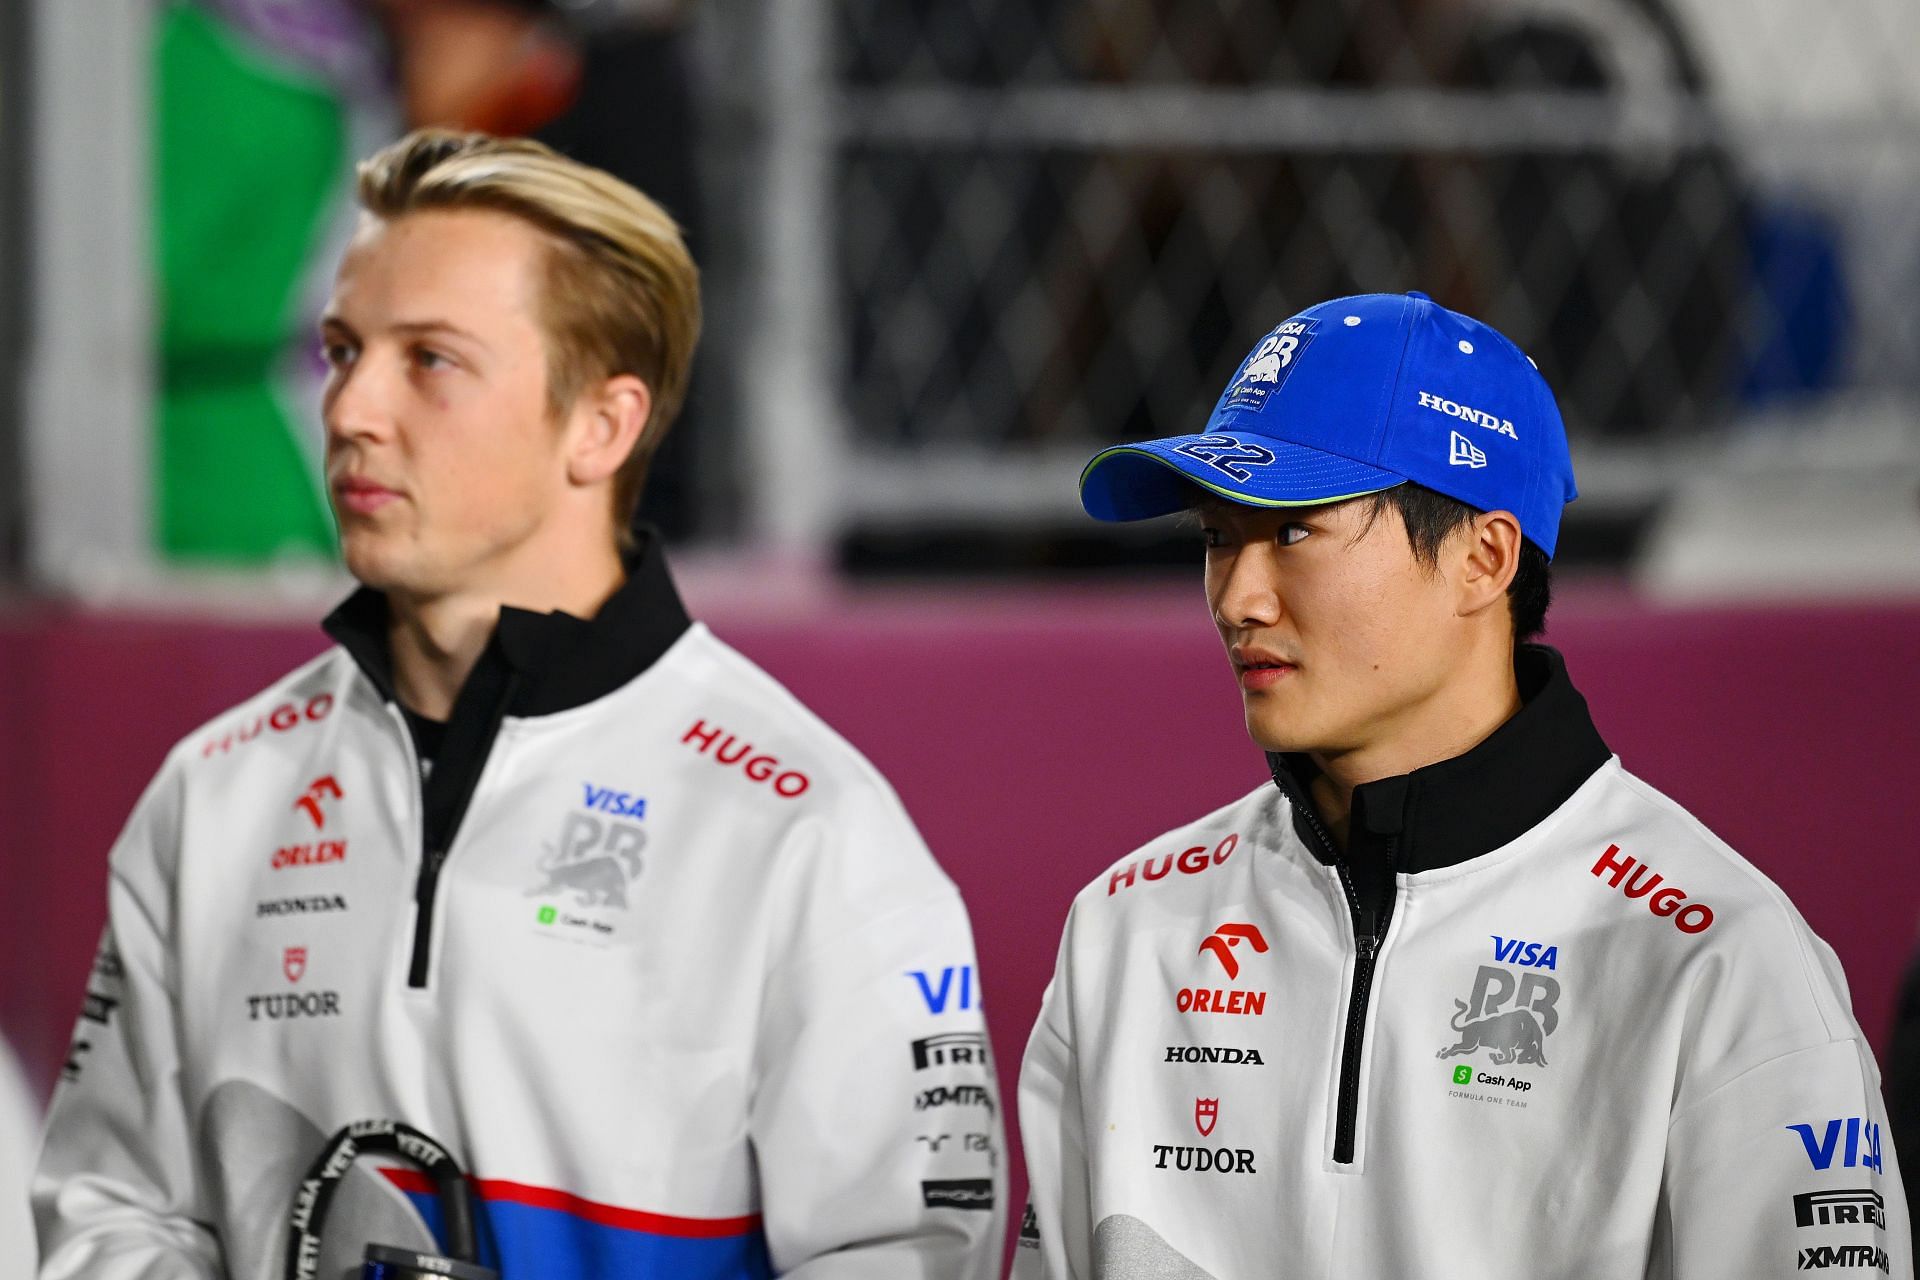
[[813, 0, 1920, 538]]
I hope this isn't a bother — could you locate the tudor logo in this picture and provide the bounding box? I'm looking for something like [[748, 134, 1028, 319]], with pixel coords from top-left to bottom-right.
[[1194, 1098, 1218, 1138], [1199, 923, 1267, 979], [283, 947, 308, 984]]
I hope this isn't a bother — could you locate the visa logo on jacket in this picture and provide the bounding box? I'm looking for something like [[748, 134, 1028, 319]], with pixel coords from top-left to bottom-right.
[[910, 967, 979, 1015], [1789, 1118, 1884, 1173], [581, 783, 646, 818], [1491, 936, 1557, 969]]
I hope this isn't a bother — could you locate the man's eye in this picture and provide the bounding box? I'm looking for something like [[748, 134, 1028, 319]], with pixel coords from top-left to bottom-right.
[[413, 347, 450, 371], [1200, 527, 1224, 549], [1279, 523, 1310, 546], [320, 342, 355, 368]]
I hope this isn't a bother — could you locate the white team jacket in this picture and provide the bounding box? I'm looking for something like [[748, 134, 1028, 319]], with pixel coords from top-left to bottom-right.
[[1016, 649, 1909, 1279], [36, 547, 1004, 1280]]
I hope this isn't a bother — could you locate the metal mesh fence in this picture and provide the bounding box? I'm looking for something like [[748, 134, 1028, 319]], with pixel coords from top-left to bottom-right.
[[827, 0, 1920, 486]]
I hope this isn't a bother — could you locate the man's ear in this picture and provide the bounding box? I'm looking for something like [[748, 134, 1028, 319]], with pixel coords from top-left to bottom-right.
[[1456, 510, 1522, 619], [566, 374, 652, 487]]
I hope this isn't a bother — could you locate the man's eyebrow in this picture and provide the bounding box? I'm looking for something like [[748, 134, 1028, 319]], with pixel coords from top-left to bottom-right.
[[317, 316, 489, 348], [388, 319, 487, 345]]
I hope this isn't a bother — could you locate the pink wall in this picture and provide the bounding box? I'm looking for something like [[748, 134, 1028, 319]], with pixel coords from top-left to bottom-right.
[[6, 588, 1919, 1251]]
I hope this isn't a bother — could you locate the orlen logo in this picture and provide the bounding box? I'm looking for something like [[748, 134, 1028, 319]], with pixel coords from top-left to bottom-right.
[[1590, 844, 1714, 934], [1199, 923, 1267, 980], [681, 720, 811, 799], [201, 693, 334, 758], [1176, 923, 1269, 1017], [272, 841, 346, 870], [1108, 834, 1238, 896], [293, 776, 342, 829]]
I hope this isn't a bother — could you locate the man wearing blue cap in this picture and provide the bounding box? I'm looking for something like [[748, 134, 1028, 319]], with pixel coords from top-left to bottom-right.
[[1012, 292, 1909, 1278]]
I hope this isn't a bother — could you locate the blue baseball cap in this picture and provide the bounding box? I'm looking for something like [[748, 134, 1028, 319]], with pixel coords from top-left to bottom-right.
[[1078, 292, 1578, 557]]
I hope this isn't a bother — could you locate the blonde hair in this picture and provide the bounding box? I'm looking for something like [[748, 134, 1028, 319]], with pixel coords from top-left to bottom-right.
[[355, 129, 701, 546]]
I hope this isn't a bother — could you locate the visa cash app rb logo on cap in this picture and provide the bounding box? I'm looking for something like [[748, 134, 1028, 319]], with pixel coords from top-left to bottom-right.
[[1223, 318, 1317, 412]]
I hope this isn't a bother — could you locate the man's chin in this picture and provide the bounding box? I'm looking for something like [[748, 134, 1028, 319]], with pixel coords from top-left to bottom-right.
[[338, 538, 417, 594], [1243, 708, 1309, 756]]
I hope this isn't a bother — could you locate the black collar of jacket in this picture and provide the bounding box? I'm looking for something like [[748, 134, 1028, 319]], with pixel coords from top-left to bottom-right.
[[1266, 644, 1611, 873], [320, 525, 693, 718]]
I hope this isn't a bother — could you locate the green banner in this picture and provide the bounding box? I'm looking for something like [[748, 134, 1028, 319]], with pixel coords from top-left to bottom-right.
[[154, 3, 348, 561]]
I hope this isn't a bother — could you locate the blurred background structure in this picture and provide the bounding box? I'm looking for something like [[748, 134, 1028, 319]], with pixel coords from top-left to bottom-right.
[[3, 0, 1920, 1263]]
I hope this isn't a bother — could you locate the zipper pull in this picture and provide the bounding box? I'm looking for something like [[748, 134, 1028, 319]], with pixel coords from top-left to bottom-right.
[[1356, 910, 1378, 959]]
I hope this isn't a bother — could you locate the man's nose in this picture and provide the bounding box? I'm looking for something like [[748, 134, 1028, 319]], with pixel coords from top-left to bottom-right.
[[323, 353, 396, 444], [1214, 545, 1284, 631]]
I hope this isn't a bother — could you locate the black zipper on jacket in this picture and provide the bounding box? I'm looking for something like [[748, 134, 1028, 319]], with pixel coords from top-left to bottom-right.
[[1331, 849, 1396, 1165], [405, 670, 521, 989], [1279, 770, 1401, 1166]]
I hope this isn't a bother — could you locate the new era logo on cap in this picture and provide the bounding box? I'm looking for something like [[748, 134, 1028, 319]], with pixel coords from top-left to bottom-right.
[[1448, 431, 1487, 469]]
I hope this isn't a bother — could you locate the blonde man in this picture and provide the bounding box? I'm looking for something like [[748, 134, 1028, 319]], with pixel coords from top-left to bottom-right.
[[36, 131, 1004, 1280]]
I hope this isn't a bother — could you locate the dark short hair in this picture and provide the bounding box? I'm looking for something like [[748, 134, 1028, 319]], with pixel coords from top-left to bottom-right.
[[1361, 483, 1552, 642]]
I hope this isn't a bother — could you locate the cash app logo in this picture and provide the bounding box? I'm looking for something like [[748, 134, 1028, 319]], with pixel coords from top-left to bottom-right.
[[537, 905, 557, 926], [1452, 1065, 1473, 1085]]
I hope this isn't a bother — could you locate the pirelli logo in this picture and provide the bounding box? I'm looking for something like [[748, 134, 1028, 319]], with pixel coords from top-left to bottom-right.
[[912, 1032, 989, 1072], [1794, 1188, 1886, 1230]]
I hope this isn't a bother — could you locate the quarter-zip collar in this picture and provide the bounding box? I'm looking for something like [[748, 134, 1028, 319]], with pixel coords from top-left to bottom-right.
[[320, 525, 693, 718], [1267, 643, 1612, 873], [318, 525, 694, 990]]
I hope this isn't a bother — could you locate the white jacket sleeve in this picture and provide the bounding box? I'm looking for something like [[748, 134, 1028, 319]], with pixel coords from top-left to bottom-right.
[[33, 766, 222, 1280], [750, 808, 1004, 1278], [1012, 905, 1091, 1280], [1663, 1037, 1911, 1279]]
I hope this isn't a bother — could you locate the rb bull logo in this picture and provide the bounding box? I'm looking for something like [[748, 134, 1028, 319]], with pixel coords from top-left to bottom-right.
[[528, 813, 645, 909], [1436, 964, 1560, 1067]]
